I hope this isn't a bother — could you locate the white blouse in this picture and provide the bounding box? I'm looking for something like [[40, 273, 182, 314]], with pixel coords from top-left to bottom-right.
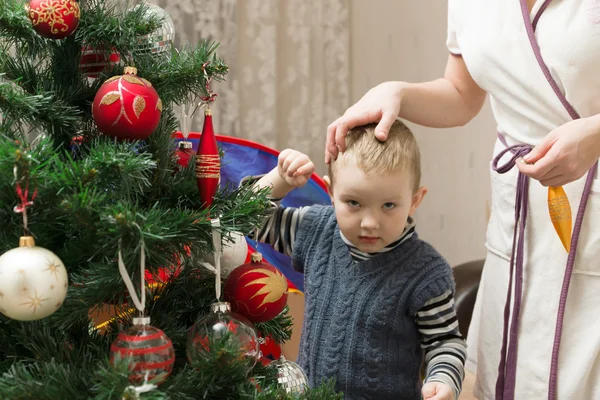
[[447, 0, 600, 145]]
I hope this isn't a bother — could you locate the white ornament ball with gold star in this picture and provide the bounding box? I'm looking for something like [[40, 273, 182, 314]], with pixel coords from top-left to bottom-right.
[[0, 236, 68, 321]]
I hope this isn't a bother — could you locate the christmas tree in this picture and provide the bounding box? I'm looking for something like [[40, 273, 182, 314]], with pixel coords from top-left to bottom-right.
[[0, 0, 340, 398]]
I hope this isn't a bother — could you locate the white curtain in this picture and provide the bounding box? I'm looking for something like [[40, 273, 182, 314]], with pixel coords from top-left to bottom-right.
[[155, 0, 351, 173]]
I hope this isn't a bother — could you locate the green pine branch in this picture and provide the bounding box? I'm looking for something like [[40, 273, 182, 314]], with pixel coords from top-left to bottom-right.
[[0, 0, 48, 51], [0, 0, 342, 397], [135, 43, 229, 106], [0, 73, 82, 137], [77, 0, 163, 48], [0, 0, 227, 150]]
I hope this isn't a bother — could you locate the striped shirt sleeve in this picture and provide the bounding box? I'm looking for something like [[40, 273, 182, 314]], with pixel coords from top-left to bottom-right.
[[240, 174, 309, 256], [417, 290, 467, 400], [252, 202, 309, 257]]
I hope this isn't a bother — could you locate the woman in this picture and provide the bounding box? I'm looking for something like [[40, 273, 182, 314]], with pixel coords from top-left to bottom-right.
[[326, 1, 600, 399]]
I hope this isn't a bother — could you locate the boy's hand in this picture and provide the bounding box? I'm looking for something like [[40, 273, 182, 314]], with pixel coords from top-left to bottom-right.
[[422, 382, 455, 400], [277, 149, 315, 188]]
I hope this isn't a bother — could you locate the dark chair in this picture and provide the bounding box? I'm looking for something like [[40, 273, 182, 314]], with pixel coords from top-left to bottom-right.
[[452, 259, 485, 338]]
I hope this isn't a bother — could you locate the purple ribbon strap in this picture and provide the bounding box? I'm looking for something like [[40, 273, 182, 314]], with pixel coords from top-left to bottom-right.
[[492, 137, 531, 400]]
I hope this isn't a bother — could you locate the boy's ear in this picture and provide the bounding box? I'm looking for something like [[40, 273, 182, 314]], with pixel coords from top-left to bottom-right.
[[409, 186, 427, 216], [323, 175, 334, 204]]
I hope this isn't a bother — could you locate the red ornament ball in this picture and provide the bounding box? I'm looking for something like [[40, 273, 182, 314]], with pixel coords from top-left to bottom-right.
[[27, 0, 80, 39], [92, 66, 162, 141], [258, 334, 282, 366], [144, 246, 188, 289], [174, 141, 196, 169], [79, 46, 120, 78], [223, 252, 288, 323], [109, 320, 175, 384]]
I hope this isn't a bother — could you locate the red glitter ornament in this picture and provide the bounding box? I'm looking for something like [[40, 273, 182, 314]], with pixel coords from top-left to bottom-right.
[[195, 109, 220, 208], [109, 317, 175, 384], [27, 0, 80, 39], [92, 66, 162, 141]]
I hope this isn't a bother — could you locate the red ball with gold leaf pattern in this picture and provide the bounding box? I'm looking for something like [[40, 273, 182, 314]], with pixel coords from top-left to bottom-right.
[[223, 252, 289, 323], [27, 0, 80, 39], [92, 66, 162, 141], [109, 318, 175, 384]]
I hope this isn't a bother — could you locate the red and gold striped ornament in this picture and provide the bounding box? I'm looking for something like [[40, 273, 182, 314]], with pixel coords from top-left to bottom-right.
[[26, 0, 80, 39], [109, 317, 175, 384], [223, 252, 288, 323], [195, 109, 220, 208]]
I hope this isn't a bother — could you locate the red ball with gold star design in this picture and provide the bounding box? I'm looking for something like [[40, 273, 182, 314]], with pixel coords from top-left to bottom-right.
[[27, 0, 80, 39], [0, 236, 68, 321], [223, 252, 288, 323], [92, 66, 162, 141]]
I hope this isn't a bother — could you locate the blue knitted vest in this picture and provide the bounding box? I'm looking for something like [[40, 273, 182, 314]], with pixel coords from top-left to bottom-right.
[[292, 205, 455, 400]]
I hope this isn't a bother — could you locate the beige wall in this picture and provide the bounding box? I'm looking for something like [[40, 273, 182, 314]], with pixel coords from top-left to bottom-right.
[[350, 0, 497, 266]]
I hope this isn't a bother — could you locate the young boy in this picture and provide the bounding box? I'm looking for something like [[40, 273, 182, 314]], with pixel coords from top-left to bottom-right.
[[249, 120, 466, 400]]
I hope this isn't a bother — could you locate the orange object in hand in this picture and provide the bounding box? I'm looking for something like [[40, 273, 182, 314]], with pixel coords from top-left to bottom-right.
[[547, 186, 572, 253]]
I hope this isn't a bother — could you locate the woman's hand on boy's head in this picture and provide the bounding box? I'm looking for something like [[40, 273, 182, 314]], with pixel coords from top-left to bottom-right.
[[325, 81, 404, 164], [278, 149, 315, 188], [422, 381, 455, 400]]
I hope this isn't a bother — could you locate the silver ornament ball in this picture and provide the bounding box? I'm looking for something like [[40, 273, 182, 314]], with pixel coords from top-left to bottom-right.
[[131, 3, 175, 56], [273, 356, 308, 394]]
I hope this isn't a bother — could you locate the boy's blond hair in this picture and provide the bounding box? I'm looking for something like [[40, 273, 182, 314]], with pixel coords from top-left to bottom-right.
[[328, 120, 421, 193]]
